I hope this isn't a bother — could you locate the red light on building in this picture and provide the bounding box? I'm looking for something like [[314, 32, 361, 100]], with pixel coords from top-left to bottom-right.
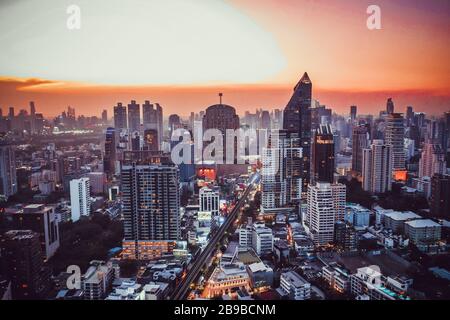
[[394, 170, 407, 181]]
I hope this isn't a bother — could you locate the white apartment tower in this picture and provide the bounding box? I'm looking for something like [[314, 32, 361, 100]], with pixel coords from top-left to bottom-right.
[[362, 140, 393, 194], [70, 177, 91, 221], [385, 113, 405, 172], [306, 182, 346, 246]]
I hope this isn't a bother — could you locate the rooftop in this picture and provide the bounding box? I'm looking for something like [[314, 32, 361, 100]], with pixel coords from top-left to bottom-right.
[[405, 219, 441, 228]]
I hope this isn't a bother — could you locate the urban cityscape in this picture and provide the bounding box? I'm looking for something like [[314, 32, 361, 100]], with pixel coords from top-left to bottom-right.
[[0, 0, 449, 305]]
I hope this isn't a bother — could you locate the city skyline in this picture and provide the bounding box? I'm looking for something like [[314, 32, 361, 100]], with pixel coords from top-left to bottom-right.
[[0, 0, 449, 117]]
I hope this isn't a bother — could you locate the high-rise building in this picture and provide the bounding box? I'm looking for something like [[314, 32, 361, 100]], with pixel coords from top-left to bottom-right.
[[127, 100, 140, 133], [430, 174, 450, 218], [419, 143, 447, 179], [351, 125, 369, 174], [362, 140, 393, 194], [385, 113, 405, 173], [69, 177, 91, 221], [261, 131, 302, 213], [142, 101, 163, 149], [312, 124, 335, 183], [0, 230, 50, 299], [1, 204, 60, 261], [113, 103, 127, 130], [203, 102, 240, 163], [104, 127, 117, 177], [168, 114, 182, 138], [283, 72, 312, 195], [199, 187, 219, 217], [306, 182, 346, 246], [350, 105, 357, 121], [406, 106, 414, 126], [121, 152, 180, 260], [0, 144, 17, 200], [101, 109, 108, 123], [386, 98, 395, 114], [29, 101, 36, 134]]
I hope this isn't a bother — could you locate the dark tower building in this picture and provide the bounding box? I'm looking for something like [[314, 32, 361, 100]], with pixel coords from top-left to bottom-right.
[[312, 124, 335, 183], [0, 230, 50, 299], [283, 72, 312, 195], [101, 109, 108, 123], [113, 103, 127, 130], [386, 98, 395, 114], [430, 174, 450, 218], [127, 100, 140, 133], [350, 105, 357, 121], [103, 127, 117, 177], [352, 125, 370, 174]]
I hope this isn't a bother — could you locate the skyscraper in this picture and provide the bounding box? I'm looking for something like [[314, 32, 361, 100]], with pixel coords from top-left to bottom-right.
[[104, 127, 117, 177], [362, 140, 393, 194], [419, 143, 447, 179], [351, 125, 370, 174], [113, 103, 127, 130], [121, 152, 180, 260], [385, 113, 405, 173], [0, 144, 17, 200], [101, 109, 108, 123], [29, 101, 36, 134], [312, 124, 335, 183], [69, 177, 91, 221], [283, 72, 312, 195], [127, 100, 140, 133], [386, 98, 395, 114], [261, 131, 302, 213], [142, 101, 163, 149], [306, 182, 346, 246], [350, 105, 357, 121]]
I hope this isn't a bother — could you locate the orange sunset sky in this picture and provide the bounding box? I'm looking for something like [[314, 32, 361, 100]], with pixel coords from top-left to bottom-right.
[[0, 0, 449, 117]]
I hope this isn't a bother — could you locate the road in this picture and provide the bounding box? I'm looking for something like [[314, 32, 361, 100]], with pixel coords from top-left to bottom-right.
[[171, 173, 260, 300]]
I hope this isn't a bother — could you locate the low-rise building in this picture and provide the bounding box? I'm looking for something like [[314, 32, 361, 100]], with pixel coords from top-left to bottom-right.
[[279, 271, 311, 300]]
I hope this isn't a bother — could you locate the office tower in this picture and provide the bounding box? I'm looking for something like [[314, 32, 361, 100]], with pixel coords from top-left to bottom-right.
[[0, 144, 17, 200], [82, 261, 115, 300], [406, 106, 414, 126], [142, 101, 163, 150], [419, 143, 447, 178], [386, 98, 395, 114], [113, 103, 127, 130], [351, 125, 369, 174], [121, 153, 180, 260], [312, 124, 335, 183], [430, 174, 450, 218], [350, 105, 357, 121], [29, 101, 36, 134], [283, 72, 312, 195], [35, 113, 44, 134], [260, 110, 271, 129], [69, 177, 91, 222], [0, 230, 50, 299], [306, 182, 346, 246], [8, 107, 14, 118], [168, 114, 182, 138], [86, 172, 106, 194], [127, 100, 140, 133], [362, 140, 393, 193], [203, 102, 240, 163], [261, 131, 302, 213], [104, 127, 117, 177], [385, 113, 406, 173], [1, 204, 60, 261], [101, 109, 108, 123], [199, 187, 219, 217]]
